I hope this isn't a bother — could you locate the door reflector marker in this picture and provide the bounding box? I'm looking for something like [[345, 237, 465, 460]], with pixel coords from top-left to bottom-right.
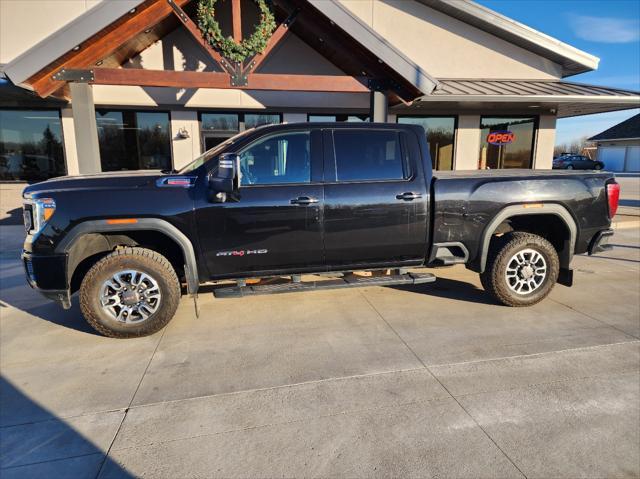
[[106, 218, 138, 225]]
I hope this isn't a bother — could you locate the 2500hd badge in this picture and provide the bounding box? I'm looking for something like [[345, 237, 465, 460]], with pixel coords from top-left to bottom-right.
[[216, 249, 268, 257]]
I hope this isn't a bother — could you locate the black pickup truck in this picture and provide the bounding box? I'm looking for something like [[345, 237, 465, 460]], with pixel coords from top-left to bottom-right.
[[22, 123, 620, 338]]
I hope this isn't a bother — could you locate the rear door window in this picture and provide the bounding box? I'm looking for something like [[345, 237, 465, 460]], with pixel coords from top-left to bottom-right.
[[332, 130, 408, 182]]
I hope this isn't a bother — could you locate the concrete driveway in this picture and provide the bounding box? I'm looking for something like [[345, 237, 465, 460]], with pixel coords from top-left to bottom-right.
[[1, 221, 639, 478]]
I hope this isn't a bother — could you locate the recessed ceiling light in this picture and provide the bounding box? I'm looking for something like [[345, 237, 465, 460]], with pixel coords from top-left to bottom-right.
[[144, 28, 152, 33], [72, 45, 81, 51], [95, 60, 103, 66], [129, 8, 136, 13]]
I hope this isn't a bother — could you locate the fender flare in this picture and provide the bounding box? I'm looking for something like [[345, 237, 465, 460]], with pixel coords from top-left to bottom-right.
[[56, 218, 199, 294], [478, 204, 577, 273]]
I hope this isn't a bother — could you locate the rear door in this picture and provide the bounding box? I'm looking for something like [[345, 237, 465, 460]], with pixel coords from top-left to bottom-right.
[[322, 127, 429, 269], [195, 128, 325, 278]]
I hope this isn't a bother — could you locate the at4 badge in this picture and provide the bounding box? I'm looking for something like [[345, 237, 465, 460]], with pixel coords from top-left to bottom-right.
[[216, 249, 268, 257]]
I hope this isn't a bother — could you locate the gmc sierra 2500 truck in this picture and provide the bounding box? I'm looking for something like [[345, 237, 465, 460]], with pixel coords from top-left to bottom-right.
[[22, 123, 620, 338]]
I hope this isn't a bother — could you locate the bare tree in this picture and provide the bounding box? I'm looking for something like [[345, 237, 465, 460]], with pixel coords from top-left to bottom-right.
[[554, 136, 596, 158]]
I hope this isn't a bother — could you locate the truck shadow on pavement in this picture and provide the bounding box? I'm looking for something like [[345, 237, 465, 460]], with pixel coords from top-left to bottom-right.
[[0, 377, 134, 478], [389, 277, 499, 305], [0, 267, 99, 336]]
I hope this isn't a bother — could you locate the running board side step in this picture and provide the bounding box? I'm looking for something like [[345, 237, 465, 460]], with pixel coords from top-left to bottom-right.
[[213, 272, 436, 298]]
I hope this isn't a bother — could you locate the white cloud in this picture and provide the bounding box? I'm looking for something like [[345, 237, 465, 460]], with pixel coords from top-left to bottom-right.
[[570, 15, 640, 43]]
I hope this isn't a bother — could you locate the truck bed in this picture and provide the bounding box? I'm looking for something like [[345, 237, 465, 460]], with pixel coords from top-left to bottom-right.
[[430, 168, 615, 270]]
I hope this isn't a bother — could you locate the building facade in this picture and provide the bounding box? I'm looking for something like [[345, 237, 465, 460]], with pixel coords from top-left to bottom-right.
[[1, 0, 638, 194], [589, 114, 640, 172]]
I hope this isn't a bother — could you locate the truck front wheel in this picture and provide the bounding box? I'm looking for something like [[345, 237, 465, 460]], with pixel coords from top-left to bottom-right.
[[480, 232, 559, 307], [79, 247, 181, 338]]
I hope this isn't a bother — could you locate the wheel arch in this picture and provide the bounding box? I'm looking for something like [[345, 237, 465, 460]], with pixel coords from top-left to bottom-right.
[[476, 204, 577, 273], [56, 218, 199, 295]]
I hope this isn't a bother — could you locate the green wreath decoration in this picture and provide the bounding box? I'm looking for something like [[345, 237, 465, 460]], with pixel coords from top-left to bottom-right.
[[197, 0, 277, 64]]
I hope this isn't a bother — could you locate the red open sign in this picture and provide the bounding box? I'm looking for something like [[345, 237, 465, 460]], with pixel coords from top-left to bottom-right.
[[487, 131, 515, 145]]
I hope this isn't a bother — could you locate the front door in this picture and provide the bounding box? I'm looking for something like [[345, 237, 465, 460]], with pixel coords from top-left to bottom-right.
[[322, 128, 429, 269], [195, 129, 325, 278]]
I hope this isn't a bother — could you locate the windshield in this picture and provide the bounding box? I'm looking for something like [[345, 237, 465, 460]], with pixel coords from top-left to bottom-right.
[[177, 129, 254, 174]]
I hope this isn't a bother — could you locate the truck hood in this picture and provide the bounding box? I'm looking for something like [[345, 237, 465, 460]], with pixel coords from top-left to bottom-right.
[[23, 170, 166, 197]]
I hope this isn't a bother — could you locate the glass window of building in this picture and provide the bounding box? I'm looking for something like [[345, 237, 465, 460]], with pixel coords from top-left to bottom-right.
[[200, 112, 281, 151], [397, 116, 455, 170], [96, 110, 171, 171], [239, 131, 311, 185], [333, 130, 406, 182], [0, 109, 65, 181], [245, 113, 281, 129], [308, 114, 369, 122], [479, 117, 536, 169]]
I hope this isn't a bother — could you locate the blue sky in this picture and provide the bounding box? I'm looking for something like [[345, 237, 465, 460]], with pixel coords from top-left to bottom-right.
[[477, 0, 640, 145]]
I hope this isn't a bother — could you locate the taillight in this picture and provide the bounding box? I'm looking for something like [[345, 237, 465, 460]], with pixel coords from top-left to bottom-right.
[[606, 182, 620, 218]]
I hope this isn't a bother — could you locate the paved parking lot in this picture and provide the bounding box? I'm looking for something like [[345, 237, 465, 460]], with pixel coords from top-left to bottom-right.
[[1, 208, 639, 478]]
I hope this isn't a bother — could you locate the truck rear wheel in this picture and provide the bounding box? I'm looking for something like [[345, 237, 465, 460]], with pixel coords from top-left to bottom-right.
[[480, 232, 559, 307], [80, 247, 181, 338]]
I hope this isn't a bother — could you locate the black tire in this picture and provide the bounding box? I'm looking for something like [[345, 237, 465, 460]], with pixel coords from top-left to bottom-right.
[[480, 232, 559, 307], [594, 164, 602, 170], [80, 247, 181, 338], [566, 164, 574, 170]]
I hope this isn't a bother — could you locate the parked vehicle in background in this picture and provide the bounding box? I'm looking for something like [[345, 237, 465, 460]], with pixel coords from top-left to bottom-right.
[[553, 154, 604, 170], [21, 123, 620, 338]]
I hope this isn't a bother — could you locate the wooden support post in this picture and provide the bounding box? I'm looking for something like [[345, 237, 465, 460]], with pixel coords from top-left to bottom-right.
[[232, 0, 242, 42]]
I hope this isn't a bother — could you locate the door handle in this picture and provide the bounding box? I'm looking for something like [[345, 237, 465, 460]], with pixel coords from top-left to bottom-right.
[[290, 196, 319, 205], [396, 192, 422, 201]]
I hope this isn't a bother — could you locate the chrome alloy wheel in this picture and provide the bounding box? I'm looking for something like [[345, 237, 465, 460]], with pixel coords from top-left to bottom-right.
[[100, 270, 161, 323], [505, 248, 547, 295]]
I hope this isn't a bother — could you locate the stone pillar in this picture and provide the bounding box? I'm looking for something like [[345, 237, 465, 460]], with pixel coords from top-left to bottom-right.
[[60, 107, 80, 176], [533, 114, 557, 169], [69, 82, 101, 174], [170, 110, 201, 170], [454, 114, 481, 170], [370, 89, 388, 123]]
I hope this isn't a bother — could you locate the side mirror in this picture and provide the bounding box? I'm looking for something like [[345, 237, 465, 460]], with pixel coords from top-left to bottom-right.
[[209, 153, 240, 195]]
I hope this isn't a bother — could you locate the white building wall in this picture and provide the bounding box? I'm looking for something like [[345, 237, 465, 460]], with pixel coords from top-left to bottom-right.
[[533, 114, 556, 169], [170, 111, 202, 170], [339, 0, 563, 80], [454, 115, 481, 170]]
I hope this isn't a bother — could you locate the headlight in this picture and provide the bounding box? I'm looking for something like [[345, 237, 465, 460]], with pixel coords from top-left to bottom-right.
[[24, 198, 56, 234]]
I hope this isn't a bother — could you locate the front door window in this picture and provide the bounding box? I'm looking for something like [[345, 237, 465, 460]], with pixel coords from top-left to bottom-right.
[[239, 131, 311, 185]]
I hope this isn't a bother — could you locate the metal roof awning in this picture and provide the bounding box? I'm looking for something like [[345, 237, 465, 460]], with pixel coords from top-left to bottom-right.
[[410, 80, 640, 118]]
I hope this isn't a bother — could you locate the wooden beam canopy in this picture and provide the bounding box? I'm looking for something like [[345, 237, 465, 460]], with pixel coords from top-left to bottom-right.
[[28, 0, 191, 98], [19, 0, 425, 102], [85, 68, 369, 93]]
